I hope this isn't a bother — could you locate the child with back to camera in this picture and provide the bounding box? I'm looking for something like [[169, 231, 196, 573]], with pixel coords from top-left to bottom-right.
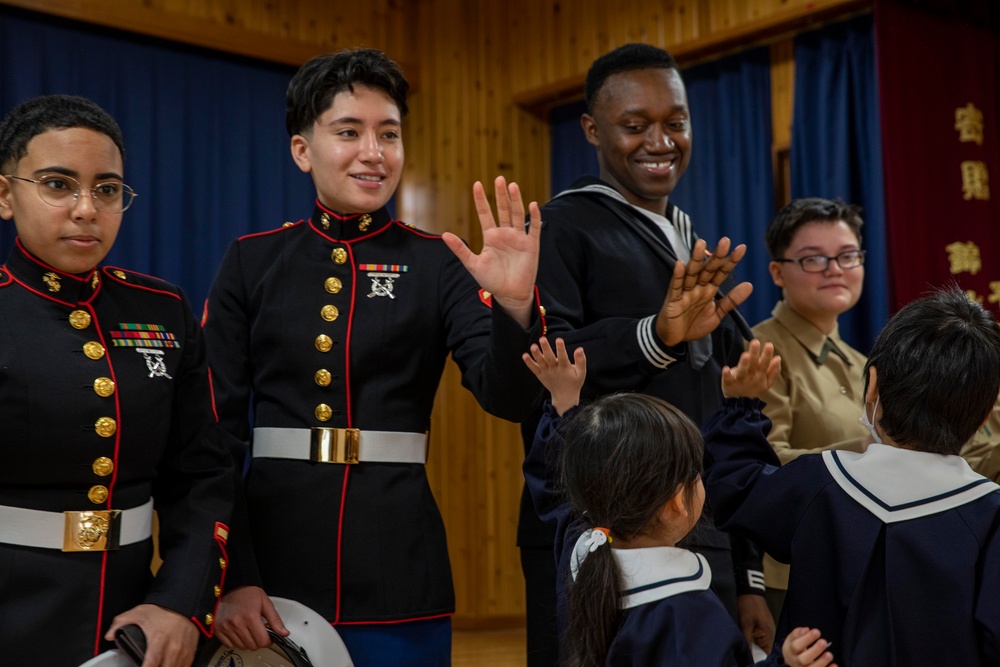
[[523, 336, 836, 667], [704, 285, 1000, 666], [523, 336, 756, 666]]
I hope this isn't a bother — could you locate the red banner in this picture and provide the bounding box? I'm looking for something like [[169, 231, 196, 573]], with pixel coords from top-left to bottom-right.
[[877, 0, 1000, 313]]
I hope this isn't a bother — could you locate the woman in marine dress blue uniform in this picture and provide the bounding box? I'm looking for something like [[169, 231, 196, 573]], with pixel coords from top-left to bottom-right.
[[0, 95, 233, 666]]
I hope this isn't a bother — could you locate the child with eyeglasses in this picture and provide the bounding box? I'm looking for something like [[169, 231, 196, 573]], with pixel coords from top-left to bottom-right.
[[0, 94, 233, 666]]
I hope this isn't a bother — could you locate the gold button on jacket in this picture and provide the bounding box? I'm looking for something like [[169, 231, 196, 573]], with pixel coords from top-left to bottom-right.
[[69, 310, 92, 330]]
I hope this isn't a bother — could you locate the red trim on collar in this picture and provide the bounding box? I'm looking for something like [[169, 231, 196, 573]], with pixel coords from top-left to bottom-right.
[[14, 237, 97, 285], [8, 272, 78, 308]]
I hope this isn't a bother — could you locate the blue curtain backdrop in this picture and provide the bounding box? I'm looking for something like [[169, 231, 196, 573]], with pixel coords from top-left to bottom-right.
[[791, 14, 888, 353], [549, 47, 777, 328], [0, 7, 317, 309]]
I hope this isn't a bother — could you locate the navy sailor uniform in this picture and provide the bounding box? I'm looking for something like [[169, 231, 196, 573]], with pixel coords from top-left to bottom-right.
[[704, 397, 1000, 666], [203, 202, 544, 623], [521, 176, 764, 614], [525, 402, 754, 666], [0, 241, 234, 664]]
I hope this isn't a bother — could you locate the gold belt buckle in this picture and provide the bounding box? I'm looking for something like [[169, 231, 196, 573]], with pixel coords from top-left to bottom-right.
[[63, 509, 122, 552], [310, 427, 360, 464]]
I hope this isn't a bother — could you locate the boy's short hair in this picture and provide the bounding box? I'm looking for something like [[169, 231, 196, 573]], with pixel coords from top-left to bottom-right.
[[0, 95, 124, 173], [285, 48, 409, 137], [584, 43, 679, 114], [765, 197, 863, 260], [864, 286, 1000, 455]]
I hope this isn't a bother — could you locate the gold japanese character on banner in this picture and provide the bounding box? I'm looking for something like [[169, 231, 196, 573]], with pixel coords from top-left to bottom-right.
[[960, 161, 990, 201], [989, 281, 1000, 305], [955, 103, 984, 145], [966, 290, 984, 304], [946, 241, 982, 275]]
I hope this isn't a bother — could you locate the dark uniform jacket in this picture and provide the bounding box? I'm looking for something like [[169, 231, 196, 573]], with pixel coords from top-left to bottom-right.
[[519, 177, 764, 611], [0, 241, 233, 665], [203, 202, 543, 623]]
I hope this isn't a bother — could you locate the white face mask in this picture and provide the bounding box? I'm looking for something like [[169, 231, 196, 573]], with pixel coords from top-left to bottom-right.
[[860, 395, 883, 444]]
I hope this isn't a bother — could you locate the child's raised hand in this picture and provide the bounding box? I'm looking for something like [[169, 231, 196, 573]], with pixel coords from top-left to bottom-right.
[[782, 627, 837, 667], [722, 339, 780, 399], [522, 337, 586, 415]]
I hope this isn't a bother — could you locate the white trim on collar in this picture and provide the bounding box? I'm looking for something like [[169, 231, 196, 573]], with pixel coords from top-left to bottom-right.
[[823, 444, 999, 523], [554, 183, 690, 259], [616, 547, 712, 610]]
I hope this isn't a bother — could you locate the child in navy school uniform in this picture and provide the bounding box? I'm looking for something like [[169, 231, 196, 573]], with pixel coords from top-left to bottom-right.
[[522, 336, 756, 667], [704, 286, 1000, 667], [523, 335, 839, 667]]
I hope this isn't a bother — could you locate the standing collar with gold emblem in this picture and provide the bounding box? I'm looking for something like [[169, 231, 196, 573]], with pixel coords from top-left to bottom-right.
[[4, 239, 102, 306], [308, 201, 394, 242]]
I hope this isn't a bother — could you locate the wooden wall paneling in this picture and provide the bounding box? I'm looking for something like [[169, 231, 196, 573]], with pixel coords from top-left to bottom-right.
[[401, 0, 554, 626], [770, 38, 796, 207], [0, 0, 416, 70], [510, 0, 871, 116]]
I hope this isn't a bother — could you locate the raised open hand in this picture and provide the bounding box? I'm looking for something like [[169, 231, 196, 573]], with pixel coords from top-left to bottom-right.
[[722, 339, 781, 399], [443, 176, 541, 327], [522, 337, 587, 415], [654, 237, 752, 347]]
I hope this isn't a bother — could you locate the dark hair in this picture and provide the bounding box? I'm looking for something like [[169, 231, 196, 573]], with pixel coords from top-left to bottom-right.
[[0, 95, 125, 172], [765, 197, 863, 260], [559, 393, 703, 667], [584, 43, 679, 114], [286, 48, 409, 137], [864, 286, 1000, 455]]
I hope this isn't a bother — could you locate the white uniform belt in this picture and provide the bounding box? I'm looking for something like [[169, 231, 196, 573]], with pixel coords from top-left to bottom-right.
[[253, 427, 428, 464], [0, 498, 154, 552]]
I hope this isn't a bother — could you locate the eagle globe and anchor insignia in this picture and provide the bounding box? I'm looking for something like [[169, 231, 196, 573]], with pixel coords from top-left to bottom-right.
[[63, 509, 122, 552]]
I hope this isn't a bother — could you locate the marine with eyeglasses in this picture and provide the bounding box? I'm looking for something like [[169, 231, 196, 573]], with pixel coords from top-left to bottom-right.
[[0, 94, 233, 667]]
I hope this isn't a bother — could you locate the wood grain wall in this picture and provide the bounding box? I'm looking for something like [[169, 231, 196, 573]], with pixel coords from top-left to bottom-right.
[[1, 0, 867, 627]]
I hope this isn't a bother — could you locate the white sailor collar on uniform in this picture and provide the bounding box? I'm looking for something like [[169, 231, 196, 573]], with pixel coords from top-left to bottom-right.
[[823, 443, 1000, 523], [571, 531, 713, 610]]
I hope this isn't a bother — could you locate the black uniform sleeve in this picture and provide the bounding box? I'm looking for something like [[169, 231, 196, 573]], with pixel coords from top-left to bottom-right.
[[144, 292, 235, 632], [439, 250, 545, 422], [535, 205, 687, 399], [202, 240, 263, 591]]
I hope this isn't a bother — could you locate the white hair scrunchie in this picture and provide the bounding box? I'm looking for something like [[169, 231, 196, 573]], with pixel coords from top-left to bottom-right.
[[585, 527, 612, 552]]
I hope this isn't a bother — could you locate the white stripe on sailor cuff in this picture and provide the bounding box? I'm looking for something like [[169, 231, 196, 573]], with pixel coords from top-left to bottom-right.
[[637, 316, 678, 369], [747, 570, 766, 591]]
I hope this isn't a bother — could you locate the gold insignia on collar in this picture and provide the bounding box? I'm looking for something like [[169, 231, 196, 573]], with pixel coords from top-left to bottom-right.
[[91, 272, 100, 288], [113, 270, 127, 280], [359, 213, 372, 232], [320, 212, 331, 230], [42, 272, 61, 293]]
